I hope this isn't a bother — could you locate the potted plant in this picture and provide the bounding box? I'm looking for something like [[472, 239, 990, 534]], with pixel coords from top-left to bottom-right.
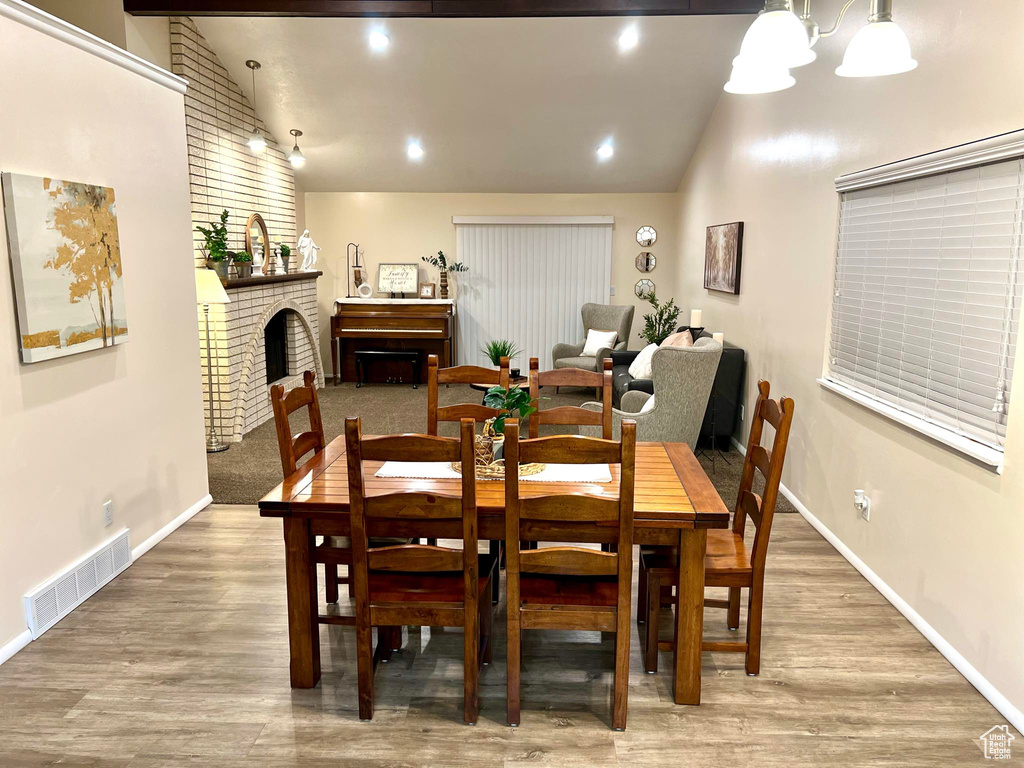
[[640, 294, 681, 345], [278, 243, 291, 273], [196, 209, 232, 284], [481, 339, 522, 378], [233, 249, 253, 279], [421, 250, 468, 300], [478, 384, 537, 463]]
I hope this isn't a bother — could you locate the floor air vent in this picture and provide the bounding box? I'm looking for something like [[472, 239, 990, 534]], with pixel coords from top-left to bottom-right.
[[24, 529, 132, 640]]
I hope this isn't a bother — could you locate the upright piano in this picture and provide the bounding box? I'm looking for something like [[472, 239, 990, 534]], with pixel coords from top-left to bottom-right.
[[330, 298, 456, 385]]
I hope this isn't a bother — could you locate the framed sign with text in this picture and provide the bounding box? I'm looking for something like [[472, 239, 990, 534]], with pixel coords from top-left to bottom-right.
[[377, 263, 418, 294]]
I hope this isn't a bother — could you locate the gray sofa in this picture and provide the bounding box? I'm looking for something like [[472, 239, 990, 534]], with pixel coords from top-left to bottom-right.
[[551, 303, 635, 372], [580, 338, 722, 444]]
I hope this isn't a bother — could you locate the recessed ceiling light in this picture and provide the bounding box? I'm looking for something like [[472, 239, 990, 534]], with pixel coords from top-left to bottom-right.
[[407, 140, 424, 161], [617, 25, 639, 52], [597, 140, 614, 161], [369, 30, 390, 52]]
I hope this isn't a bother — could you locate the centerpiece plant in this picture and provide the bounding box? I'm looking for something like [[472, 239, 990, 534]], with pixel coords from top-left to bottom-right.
[[640, 294, 681, 345], [483, 385, 537, 436], [421, 250, 468, 299]]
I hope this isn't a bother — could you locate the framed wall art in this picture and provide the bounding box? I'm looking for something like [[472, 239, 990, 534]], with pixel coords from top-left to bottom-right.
[[704, 221, 743, 295]]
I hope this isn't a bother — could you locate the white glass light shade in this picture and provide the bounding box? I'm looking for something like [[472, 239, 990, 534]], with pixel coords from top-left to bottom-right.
[[737, 9, 816, 69], [836, 20, 917, 77], [248, 131, 267, 152], [724, 56, 795, 95], [195, 268, 230, 305], [288, 146, 305, 168]]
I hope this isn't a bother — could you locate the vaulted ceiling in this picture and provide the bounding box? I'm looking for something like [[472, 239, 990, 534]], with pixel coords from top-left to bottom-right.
[[194, 14, 751, 192]]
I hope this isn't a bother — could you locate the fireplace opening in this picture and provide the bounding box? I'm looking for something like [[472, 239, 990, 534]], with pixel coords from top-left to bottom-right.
[[265, 310, 289, 384]]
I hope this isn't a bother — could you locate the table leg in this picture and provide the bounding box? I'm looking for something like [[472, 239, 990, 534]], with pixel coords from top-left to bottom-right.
[[284, 517, 321, 688], [331, 337, 339, 385], [674, 527, 706, 705]]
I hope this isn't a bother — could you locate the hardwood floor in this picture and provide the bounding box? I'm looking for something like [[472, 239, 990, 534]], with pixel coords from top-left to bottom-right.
[[0, 504, 1014, 766]]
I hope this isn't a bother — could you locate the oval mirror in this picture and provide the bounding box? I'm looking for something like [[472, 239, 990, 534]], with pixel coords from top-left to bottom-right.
[[635, 252, 656, 273], [635, 278, 655, 299], [246, 213, 270, 274], [636, 226, 657, 247]]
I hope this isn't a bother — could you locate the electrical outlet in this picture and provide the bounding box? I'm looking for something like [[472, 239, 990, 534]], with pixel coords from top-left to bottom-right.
[[853, 489, 870, 521], [103, 500, 113, 527], [609, 286, 616, 296], [740, 404, 745, 422]]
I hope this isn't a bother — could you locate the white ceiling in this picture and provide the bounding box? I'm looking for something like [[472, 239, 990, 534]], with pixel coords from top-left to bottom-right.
[[195, 14, 751, 193]]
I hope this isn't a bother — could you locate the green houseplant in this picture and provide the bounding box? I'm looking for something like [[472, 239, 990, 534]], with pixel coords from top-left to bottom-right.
[[483, 385, 537, 436], [422, 250, 468, 299], [196, 209, 232, 283], [481, 339, 522, 372], [278, 243, 291, 273], [640, 294, 681, 345]]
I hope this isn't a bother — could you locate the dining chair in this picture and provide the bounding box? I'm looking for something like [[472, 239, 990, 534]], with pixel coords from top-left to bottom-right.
[[426, 353, 511, 436], [345, 416, 498, 724], [503, 418, 637, 731], [271, 370, 408, 609], [426, 352, 511, 566], [528, 357, 613, 439], [637, 380, 794, 676]]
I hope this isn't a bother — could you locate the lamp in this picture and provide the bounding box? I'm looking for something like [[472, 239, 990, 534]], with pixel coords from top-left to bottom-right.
[[288, 129, 305, 168], [736, 0, 816, 69], [836, 0, 917, 77], [196, 268, 231, 453], [245, 60, 267, 153], [724, 56, 795, 95]]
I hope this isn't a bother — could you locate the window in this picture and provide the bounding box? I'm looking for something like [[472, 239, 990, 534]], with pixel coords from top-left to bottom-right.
[[823, 132, 1024, 469]]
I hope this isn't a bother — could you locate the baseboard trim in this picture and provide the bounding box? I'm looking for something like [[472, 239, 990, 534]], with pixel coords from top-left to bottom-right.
[[131, 493, 213, 561], [729, 437, 1023, 733], [0, 629, 31, 666], [0, 493, 213, 668]]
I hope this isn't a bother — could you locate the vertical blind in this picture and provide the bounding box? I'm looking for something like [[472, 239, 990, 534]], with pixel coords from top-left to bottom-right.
[[827, 157, 1024, 453], [455, 220, 612, 368]]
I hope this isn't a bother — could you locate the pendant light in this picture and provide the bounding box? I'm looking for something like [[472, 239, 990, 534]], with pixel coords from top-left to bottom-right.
[[836, 0, 917, 77], [736, 0, 815, 69], [288, 129, 306, 168], [245, 60, 267, 153], [724, 56, 795, 95]]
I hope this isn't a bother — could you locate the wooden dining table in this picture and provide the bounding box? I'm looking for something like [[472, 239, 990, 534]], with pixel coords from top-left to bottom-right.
[[258, 437, 731, 706]]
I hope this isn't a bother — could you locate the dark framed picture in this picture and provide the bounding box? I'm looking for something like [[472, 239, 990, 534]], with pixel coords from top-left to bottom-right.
[[704, 221, 743, 295]]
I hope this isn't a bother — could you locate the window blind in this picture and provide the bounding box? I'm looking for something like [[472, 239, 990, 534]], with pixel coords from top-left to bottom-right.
[[827, 157, 1024, 455]]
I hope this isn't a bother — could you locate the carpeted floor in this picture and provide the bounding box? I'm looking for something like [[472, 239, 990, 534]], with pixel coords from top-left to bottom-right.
[[208, 381, 794, 513]]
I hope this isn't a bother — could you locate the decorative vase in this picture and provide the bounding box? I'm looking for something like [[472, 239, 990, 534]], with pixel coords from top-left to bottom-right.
[[236, 262, 252, 279], [208, 258, 229, 285], [439, 270, 449, 299]]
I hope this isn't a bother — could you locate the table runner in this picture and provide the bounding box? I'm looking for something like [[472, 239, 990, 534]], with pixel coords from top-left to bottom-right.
[[375, 461, 612, 483]]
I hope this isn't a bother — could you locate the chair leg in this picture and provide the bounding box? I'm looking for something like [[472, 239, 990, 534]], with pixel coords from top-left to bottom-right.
[[355, 620, 375, 720], [325, 564, 339, 604], [727, 587, 741, 631], [464, 604, 480, 724], [489, 540, 501, 605], [480, 591, 494, 665], [378, 626, 395, 663], [745, 579, 764, 676], [506, 610, 521, 727], [346, 567, 353, 597], [636, 561, 648, 625], [612, 618, 630, 731], [644, 573, 661, 674]]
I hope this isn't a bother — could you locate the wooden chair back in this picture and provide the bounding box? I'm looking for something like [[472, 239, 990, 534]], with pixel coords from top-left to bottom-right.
[[345, 416, 478, 581], [527, 357, 613, 439], [270, 370, 326, 477], [503, 419, 636, 594], [426, 353, 510, 435], [733, 380, 795, 571]]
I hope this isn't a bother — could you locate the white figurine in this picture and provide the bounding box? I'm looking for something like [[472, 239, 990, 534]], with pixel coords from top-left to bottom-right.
[[297, 229, 321, 271]]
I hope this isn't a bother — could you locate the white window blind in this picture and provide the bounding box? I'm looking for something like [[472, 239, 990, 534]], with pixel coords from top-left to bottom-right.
[[827, 150, 1024, 462], [454, 218, 612, 368]]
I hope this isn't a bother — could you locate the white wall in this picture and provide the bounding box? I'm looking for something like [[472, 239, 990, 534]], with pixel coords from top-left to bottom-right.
[[673, 0, 1024, 726], [305, 192, 680, 368], [0, 7, 209, 650]]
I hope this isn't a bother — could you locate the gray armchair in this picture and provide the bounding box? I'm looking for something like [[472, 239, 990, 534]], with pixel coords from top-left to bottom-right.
[[580, 338, 723, 444], [551, 303, 635, 372]]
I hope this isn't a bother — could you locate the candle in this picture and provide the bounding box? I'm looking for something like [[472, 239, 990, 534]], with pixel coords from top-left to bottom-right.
[[690, 309, 703, 327], [713, 332, 725, 344]]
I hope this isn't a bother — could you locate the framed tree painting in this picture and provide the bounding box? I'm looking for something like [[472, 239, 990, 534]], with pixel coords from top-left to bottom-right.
[[2, 173, 127, 363], [704, 221, 743, 295]]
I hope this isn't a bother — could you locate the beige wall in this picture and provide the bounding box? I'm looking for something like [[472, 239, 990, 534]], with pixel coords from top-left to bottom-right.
[[28, 0, 126, 47], [124, 14, 171, 71], [305, 192, 680, 369], [0, 13, 209, 648], [673, 0, 1024, 722]]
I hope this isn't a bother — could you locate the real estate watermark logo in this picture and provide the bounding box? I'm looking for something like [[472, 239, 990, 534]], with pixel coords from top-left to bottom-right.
[[980, 725, 1015, 760]]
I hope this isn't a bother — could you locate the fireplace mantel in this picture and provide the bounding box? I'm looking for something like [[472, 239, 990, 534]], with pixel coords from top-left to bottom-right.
[[226, 270, 321, 290]]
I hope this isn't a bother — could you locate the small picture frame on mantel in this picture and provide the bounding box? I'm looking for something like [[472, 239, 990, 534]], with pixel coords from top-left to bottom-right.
[[419, 282, 436, 299]]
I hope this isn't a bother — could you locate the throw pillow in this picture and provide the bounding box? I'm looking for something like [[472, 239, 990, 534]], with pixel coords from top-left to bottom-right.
[[639, 395, 656, 414], [662, 330, 693, 348], [628, 343, 659, 379], [581, 329, 618, 357]]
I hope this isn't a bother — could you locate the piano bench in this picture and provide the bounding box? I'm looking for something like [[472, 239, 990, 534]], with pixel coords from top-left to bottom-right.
[[354, 349, 422, 389]]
